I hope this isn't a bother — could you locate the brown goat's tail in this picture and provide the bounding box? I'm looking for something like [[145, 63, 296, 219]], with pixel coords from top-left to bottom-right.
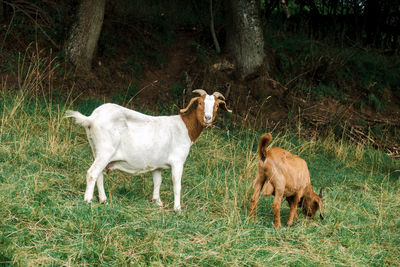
[[258, 133, 272, 161]]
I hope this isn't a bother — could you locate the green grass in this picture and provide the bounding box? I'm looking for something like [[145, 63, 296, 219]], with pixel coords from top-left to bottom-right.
[[0, 53, 399, 265], [0, 87, 399, 266]]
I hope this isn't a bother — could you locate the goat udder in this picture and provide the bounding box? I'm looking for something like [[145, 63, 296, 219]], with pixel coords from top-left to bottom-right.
[[105, 163, 114, 173]]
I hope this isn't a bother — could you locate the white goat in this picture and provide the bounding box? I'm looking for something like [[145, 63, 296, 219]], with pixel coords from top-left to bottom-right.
[[65, 89, 231, 211]]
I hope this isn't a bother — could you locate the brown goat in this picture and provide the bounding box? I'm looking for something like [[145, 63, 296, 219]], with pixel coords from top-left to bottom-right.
[[249, 133, 324, 228]]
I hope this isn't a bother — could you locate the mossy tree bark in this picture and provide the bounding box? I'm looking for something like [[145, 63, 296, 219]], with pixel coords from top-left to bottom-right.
[[66, 0, 106, 72], [225, 0, 268, 80]]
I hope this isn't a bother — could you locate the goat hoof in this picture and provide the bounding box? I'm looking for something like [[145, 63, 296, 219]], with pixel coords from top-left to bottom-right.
[[99, 198, 107, 204], [152, 198, 163, 207], [173, 206, 181, 212]]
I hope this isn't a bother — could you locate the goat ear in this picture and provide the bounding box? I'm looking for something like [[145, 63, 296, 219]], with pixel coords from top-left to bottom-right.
[[319, 201, 324, 220], [218, 100, 232, 113], [180, 97, 199, 113]]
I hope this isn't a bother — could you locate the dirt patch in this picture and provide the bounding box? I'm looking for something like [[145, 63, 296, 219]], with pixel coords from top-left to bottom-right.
[[134, 31, 199, 106]]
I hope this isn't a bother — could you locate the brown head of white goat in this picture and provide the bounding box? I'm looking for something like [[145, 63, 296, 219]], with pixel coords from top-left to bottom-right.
[[65, 89, 231, 211]]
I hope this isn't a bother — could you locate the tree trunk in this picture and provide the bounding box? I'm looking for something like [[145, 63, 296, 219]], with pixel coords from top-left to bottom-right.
[[210, 0, 221, 54], [0, 0, 3, 21], [66, 0, 106, 72], [225, 0, 268, 80], [365, 0, 380, 46]]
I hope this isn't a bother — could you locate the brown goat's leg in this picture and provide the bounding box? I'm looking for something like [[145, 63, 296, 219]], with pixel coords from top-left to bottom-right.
[[249, 173, 265, 219], [272, 193, 283, 228], [286, 195, 300, 226]]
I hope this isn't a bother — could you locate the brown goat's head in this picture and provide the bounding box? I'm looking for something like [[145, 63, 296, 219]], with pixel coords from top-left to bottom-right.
[[302, 187, 324, 220], [180, 89, 232, 127]]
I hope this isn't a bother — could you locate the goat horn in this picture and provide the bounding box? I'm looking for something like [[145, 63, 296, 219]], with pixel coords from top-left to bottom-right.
[[213, 91, 226, 100], [319, 187, 323, 198], [192, 89, 207, 96]]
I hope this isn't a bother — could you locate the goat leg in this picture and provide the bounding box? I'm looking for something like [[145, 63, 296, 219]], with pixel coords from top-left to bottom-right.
[[286, 195, 301, 226], [272, 194, 283, 228], [249, 174, 266, 219]]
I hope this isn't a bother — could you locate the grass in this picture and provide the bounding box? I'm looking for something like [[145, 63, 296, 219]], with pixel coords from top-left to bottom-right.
[[0, 52, 399, 266], [1, 91, 399, 266]]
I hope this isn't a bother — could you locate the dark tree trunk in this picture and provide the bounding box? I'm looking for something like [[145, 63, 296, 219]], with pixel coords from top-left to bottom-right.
[[365, 0, 381, 46], [66, 0, 106, 72], [0, 0, 3, 21], [225, 0, 268, 80], [210, 0, 221, 53]]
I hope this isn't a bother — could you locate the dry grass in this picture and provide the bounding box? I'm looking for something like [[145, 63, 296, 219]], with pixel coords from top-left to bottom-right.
[[0, 50, 399, 266]]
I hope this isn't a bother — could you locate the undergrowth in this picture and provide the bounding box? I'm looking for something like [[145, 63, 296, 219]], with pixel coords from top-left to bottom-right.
[[266, 32, 400, 111], [0, 54, 399, 265]]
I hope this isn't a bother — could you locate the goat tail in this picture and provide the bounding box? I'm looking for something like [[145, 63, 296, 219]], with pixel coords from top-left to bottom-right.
[[64, 110, 91, 128], [258, 133, 272, 161]]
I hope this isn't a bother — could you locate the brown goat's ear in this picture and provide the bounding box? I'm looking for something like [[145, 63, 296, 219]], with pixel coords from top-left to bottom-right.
[[180, 97, 199, 113], [319, 200, 324, 220], [218, 100, 232, 113]]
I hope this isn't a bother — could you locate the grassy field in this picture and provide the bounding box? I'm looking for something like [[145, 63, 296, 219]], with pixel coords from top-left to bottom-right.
[[0, 85, 399, 266]]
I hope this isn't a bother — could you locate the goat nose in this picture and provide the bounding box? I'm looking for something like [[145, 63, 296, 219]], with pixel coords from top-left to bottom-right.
[[205, 115, 212, 121]]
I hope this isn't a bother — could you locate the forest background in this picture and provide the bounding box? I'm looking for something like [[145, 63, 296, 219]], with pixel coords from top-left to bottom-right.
[[0, 0, 399, 265]]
